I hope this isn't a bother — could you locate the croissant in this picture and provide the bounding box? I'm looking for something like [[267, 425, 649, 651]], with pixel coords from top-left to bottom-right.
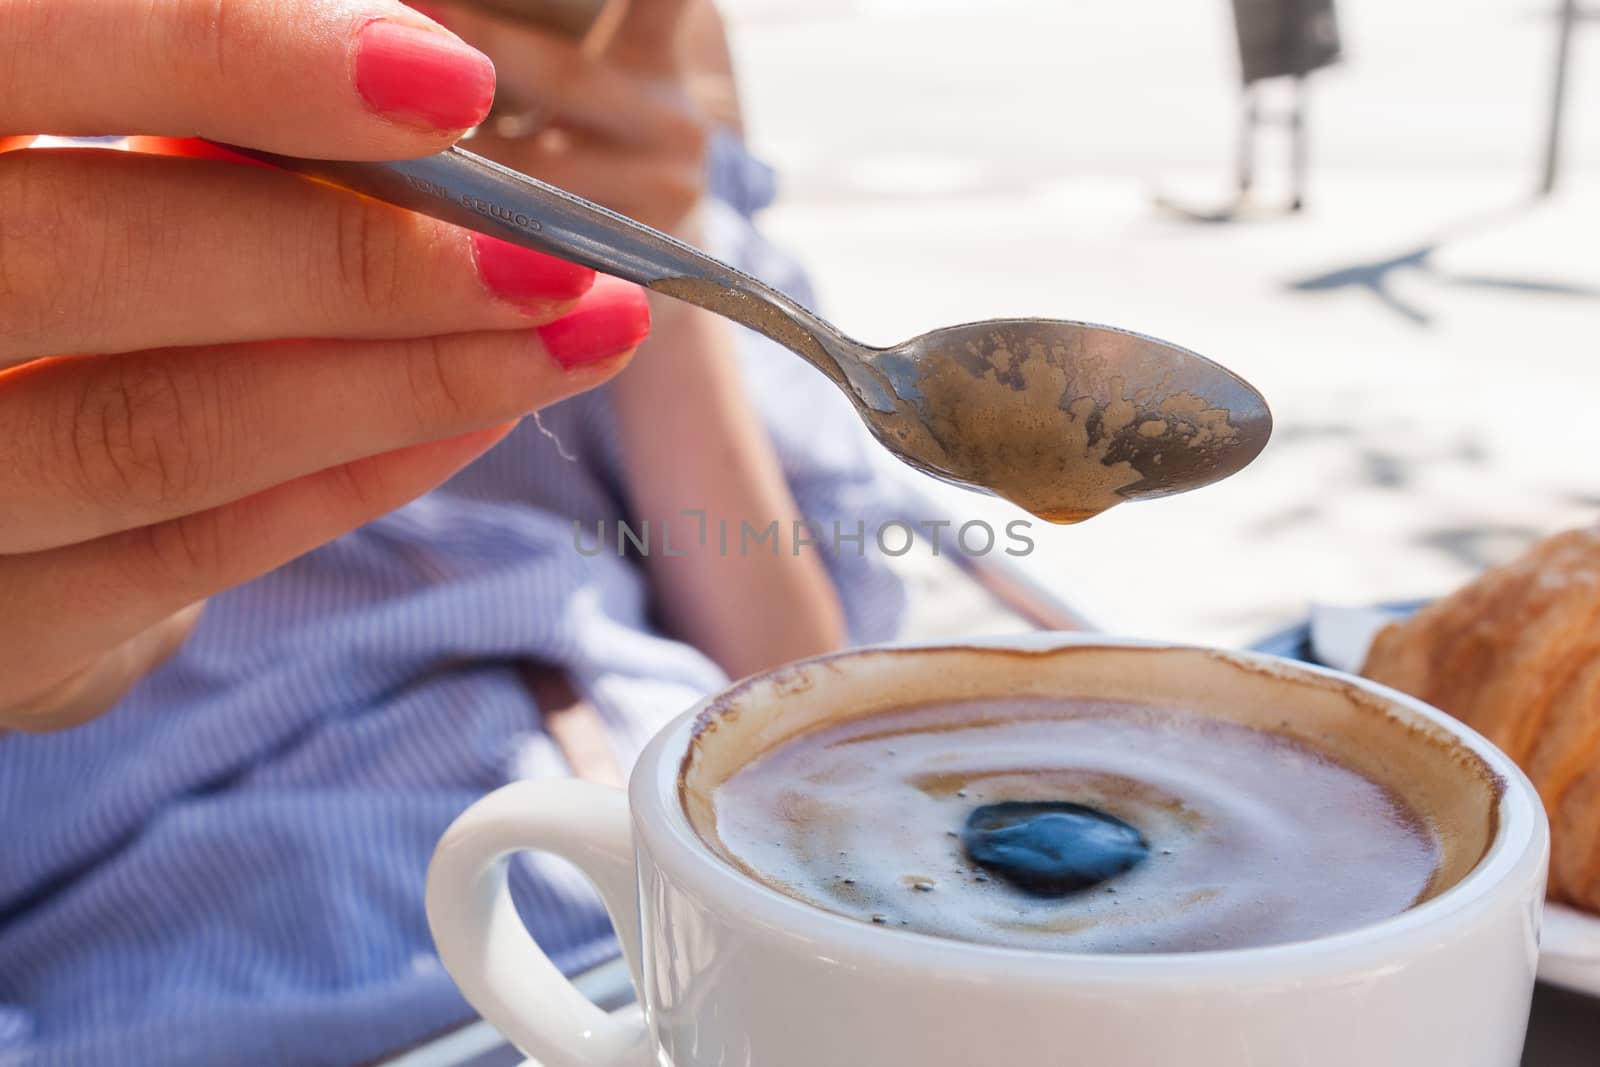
[[1361, 528, 1600, 914]]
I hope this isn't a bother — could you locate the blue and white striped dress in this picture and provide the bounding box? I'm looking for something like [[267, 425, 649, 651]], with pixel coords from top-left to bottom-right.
[[0, 136, 907, 1067]]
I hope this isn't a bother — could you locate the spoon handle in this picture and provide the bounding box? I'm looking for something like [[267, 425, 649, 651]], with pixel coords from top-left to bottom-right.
[[225, 144, 855, 387]]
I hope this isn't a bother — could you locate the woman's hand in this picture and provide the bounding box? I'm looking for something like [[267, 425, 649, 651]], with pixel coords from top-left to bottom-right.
[[0, 0, 651, 731], [429, 0, 711, 234]]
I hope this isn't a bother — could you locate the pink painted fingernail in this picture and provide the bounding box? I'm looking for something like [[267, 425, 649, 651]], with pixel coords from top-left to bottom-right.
[[537, 277, 652, 370], [472, 234, 596, 308], [355, 20, 495, 132]]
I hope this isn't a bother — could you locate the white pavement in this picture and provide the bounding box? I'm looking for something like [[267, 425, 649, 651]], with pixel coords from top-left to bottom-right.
[[721, 0, 1600, 646]]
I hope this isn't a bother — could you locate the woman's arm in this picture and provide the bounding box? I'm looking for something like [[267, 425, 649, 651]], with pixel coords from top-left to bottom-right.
[[610, 295, 847, 679], [444, 0, 848, 678], [613, 1, 845, 678]]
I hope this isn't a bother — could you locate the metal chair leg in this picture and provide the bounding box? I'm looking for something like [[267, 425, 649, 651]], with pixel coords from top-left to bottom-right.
[[1289, 73, 1308, 212], [1236, 84, 1259, 201], [1539, 0, 1580, 196]]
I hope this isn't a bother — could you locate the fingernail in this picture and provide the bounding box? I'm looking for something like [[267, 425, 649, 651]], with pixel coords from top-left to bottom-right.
[[537, 277, 652, 370], [355, 20, 495, 132], [472, 234, 596, 308]]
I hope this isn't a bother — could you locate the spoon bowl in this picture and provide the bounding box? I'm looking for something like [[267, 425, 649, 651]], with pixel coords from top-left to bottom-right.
[[861, 318, 1272, 520]]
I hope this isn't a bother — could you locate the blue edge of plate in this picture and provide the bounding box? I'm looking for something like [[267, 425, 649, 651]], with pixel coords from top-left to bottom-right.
[[1246, 599, 1431, 663]]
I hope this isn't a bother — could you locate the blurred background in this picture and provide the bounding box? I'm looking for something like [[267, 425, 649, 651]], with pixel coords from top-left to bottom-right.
[[716, 0, 1600, 645]]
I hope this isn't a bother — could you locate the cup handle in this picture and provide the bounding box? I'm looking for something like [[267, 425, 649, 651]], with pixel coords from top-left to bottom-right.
[[426, 780, 651, 1067]]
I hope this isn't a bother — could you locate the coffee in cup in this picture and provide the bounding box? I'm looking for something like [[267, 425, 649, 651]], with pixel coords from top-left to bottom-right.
[[430, 640, 1544, 1067], [681, 646, 1504, 954]]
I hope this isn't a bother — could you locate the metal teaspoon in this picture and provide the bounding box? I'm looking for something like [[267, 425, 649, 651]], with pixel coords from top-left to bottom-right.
[[233, 145, 1272, 523]]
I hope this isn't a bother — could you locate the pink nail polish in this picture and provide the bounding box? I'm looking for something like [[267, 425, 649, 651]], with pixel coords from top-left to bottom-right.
[[472, 234, 596, 308], [537, 277, 652, 370], [355, 20, 495, 132]]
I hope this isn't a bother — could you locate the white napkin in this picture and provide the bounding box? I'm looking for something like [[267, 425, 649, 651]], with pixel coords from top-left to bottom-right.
[[1306, 603, 1409, 673]]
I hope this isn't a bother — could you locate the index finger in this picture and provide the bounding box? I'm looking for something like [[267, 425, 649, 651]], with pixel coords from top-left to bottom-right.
[[1, 0, 496, 157]]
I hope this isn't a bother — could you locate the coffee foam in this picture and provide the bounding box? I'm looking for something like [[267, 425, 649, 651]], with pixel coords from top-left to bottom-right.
[[679, 645, 1504, 950], [710, 699, 1442, 951]]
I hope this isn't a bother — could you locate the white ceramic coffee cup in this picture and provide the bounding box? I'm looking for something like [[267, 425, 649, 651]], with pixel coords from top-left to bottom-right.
[[426, 635, 1549, 1067]]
